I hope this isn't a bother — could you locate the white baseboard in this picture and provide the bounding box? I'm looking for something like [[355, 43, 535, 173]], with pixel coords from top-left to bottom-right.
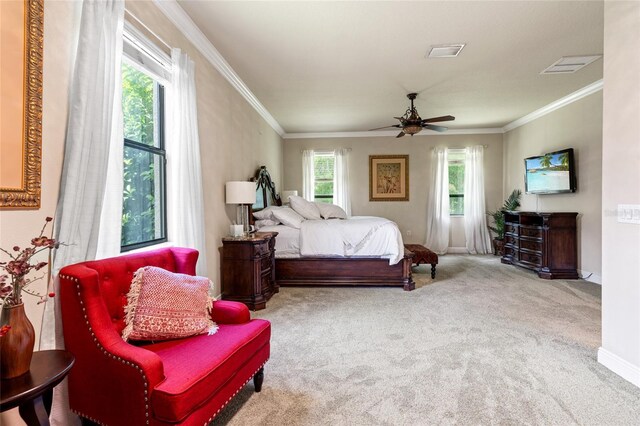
[[598, 347, 640, 388], [578, 269, 602, 285], [447, 247, 469, 254]]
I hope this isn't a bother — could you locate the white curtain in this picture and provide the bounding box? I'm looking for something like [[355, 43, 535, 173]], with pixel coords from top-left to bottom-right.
[[464, 146, 493, 254], [40, 1, 125, 425], [166, 48, 208, 276], [425, 147, 450, 254], [302, 149, 315, 201], [333, 148, 351, 216]]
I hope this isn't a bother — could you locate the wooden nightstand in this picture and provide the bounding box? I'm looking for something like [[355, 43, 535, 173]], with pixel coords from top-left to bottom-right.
[[221, 232, 278, 310]]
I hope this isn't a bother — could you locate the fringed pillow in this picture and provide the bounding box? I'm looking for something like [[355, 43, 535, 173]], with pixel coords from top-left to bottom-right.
[[122, 266, 218, 341]]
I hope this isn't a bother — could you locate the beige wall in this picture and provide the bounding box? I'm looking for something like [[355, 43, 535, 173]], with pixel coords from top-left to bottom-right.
[[599, 1, 640, 385], [503, 92, 603, 280], [124, 1, 283, 296], [1, 1, 282, 423], [0, 2, 80, 424], [283, 134, 503, 248], [0, 0, 80, 344], [0, 0, 283, 348]]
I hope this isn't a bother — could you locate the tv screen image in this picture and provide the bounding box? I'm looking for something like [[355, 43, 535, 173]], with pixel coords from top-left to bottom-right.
[[524, 148, 576, 194]]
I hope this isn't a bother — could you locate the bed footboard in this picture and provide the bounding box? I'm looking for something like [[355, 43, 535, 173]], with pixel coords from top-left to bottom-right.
[[275, 250, 415, 291]]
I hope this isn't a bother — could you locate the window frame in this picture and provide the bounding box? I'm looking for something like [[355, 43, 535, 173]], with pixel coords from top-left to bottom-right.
[[120, 41, 169, 252], [448, 150, 465, 217], [313, 151, 335, 203]]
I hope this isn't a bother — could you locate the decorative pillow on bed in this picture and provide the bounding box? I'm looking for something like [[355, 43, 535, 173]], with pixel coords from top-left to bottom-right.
[[253, 206, 282, 221], [272, 207, 305, 229], [122, 266, 218, 342], [316, 203, 348, 219], [255, 219, 280, 229], [289, 195, 322, 220]]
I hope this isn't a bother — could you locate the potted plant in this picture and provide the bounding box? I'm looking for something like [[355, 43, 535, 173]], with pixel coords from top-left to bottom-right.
[[487, 189, 522, 256]]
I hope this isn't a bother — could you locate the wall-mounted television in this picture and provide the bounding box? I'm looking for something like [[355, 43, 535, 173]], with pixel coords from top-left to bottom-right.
[[524, 148, 576, 194]]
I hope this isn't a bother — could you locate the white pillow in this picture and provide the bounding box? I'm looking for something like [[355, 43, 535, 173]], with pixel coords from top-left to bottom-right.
[[316, 203, 348, 219], [272, 207, 305, 229], [289, 195, 322, 220], [255, 219, 280, 229], [253, 206, 282, 221]]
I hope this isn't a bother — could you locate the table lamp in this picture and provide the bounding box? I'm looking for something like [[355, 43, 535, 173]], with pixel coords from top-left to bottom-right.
[[225, 181, 257, 235]]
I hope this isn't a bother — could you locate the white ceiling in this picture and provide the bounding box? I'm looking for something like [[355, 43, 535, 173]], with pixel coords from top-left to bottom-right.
[[177, 1, 604, 134]]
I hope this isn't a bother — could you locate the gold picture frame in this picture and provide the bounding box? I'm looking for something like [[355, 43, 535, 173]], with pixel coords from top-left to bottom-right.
[[0, 0, 44, 209], [369, 155, 409, 201]]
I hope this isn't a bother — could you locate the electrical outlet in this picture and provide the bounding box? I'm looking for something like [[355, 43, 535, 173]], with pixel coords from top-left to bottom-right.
[[406, 230, 412, 237], [617, 204, 640, 224]]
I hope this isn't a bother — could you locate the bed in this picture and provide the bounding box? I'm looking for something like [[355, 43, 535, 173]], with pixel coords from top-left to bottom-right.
[[250, 166, 415, 291]]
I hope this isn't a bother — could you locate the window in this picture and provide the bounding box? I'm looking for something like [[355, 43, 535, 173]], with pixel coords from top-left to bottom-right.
[[448, 150, 465, 215], [314, 152, 335, 204], [120, 61, 167, 251]]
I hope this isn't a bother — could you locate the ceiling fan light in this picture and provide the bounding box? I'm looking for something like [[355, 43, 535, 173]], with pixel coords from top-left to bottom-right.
[[403, 125, 422, 135]]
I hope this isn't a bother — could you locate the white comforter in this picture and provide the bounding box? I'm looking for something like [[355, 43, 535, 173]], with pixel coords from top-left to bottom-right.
[[299, 216, 404, 265]]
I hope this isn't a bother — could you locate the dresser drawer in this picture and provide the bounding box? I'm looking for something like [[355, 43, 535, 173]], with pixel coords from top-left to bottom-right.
[[519, 251, 541, 266], [253, 242, 271, 257], [519, 239, 542, 253], [504, 246, 517, 258], [261, 254, 273, 271], [520, 226, 542, 238], [504, 234, 518, 245]]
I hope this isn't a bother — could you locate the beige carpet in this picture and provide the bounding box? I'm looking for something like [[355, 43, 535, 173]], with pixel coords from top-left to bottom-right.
[[212, 255, 640, 425]]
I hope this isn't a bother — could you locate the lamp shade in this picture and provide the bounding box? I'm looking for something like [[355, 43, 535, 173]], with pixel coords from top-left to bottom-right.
[[225, 181, 257, 204], [281, 190, 298, 201]]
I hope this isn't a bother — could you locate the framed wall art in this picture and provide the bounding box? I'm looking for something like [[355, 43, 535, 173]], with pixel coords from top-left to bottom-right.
[[369, 155, 409, 201], [0, 0, 44, 209]]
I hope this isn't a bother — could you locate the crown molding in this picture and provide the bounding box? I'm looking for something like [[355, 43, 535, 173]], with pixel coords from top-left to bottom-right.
[[283, 127, 504, 139], [148, 1, 603, 140], [503, 79, 603, 132], [153, 0, 285, 136]]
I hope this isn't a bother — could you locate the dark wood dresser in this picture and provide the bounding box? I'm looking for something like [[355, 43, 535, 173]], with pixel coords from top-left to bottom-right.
[[221, 232, 278, 310], [501, 211, 579, 279]]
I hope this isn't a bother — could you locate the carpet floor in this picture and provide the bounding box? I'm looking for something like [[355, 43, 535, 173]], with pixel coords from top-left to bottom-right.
[[212, 255, 640, 425]]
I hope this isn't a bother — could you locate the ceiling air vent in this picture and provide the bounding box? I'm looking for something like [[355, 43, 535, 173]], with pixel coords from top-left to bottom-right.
[[427, 43, 466, 58], [541, 55, 602, 74]]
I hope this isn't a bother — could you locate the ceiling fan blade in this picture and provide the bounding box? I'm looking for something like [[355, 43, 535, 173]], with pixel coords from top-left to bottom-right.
[[369, 124, 400, 131], [424, 124, 448, 132], [422, 115, 455, 124], [396, 131, 405, 138]]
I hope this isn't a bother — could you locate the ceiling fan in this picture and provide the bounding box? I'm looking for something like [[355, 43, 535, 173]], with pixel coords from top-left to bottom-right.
[[370, 93, 455, 138]]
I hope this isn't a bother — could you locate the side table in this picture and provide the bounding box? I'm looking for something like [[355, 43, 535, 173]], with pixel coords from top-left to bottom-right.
[[1, 350, 75, 426], [221, 232, 278, 310]]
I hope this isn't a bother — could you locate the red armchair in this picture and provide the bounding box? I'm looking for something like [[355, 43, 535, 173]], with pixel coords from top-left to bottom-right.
[[59, 247, 270, 425]]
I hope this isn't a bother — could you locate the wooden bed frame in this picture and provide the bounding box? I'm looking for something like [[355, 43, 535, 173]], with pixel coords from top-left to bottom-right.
[[250, 166, 415, 291]]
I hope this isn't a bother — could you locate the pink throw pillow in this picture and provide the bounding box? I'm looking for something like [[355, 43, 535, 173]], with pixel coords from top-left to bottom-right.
[[122, 266, 218, 341]]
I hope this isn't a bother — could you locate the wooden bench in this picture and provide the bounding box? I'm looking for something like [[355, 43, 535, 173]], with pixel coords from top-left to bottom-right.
[[404, 244, 438, 279]]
